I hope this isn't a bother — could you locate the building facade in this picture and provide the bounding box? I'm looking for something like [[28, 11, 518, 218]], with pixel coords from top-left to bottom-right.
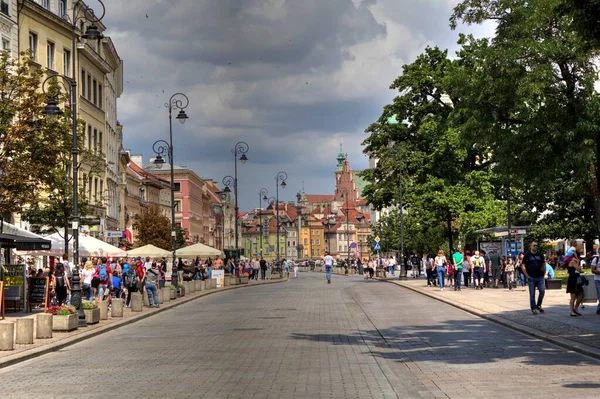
[[0, 0, 18, 57]]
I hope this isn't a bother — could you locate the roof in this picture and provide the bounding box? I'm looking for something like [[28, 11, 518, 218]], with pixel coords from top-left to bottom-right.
[[305, 194, 335, 204], [128, 162, 169, 188]]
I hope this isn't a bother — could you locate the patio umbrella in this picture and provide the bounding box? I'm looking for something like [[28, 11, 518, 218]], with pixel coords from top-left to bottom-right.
[[127, 244, 171, 258], [16, 232, 126, 257], [176, 242, 222, 258]]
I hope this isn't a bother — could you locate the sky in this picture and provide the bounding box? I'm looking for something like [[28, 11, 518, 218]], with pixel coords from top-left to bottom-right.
[[103, 0, 494, 211]]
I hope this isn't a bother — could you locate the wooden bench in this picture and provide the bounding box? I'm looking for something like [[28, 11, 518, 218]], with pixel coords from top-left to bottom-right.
[[4, 285, 21, 311], [546, 279, 562, 290]]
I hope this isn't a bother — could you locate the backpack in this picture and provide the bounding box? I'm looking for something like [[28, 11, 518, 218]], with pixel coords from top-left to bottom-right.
[[126, 269, 138, 288], [99, 264, 108, 281], [55, 274, 65, 288], [474, 257, 482, 267]]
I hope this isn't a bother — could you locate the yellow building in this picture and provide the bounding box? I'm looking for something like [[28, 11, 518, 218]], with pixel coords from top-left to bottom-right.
[[18, 0, 122, 239], [299, 214, 325, 258]]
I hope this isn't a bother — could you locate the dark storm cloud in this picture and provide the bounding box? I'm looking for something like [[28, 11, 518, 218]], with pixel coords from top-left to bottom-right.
[[103, 0, 494, 210]]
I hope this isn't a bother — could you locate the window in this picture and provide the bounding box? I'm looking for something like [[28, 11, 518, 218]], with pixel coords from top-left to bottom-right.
[[174, 200, 181, 212], [173, 182, 181, 192], [317, 239, 320, 245], [94, 178, 98, 203], [93, 129, 97, 153], [63, 49, 70, 77], [88, 176, 92, 199], [41, 0, 49, 9], [47, 41, 55, 70], [81, 70, 86, 97], [58, 0, 66, 18], [311, 239, 314, 246], [92, 79, 97, 105], [98, 131, 103, 153], [87, 125, 92, 150], [87, 74, 91, 101], [99, 180, 103, 203], [304, 238, 307, 245], [98, 84, 102, 109], [28, 32, 38, 61], [1, 38, 9, 53], [1, 1, 9, 16]]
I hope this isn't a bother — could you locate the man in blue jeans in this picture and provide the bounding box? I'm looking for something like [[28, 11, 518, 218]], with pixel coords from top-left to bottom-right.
[[324, 252, 334, 284], [522, 241, 546, 315]]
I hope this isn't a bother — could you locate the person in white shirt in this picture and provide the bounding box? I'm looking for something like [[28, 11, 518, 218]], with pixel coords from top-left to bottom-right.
[[323, 252, 334, 284], [293, 261, 299, 279], [591, 255, 600, 315]]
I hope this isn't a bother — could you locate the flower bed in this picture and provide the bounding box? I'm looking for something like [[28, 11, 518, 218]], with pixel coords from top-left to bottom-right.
[[46, 305, 78, 331], [82, 300, 100, 324]]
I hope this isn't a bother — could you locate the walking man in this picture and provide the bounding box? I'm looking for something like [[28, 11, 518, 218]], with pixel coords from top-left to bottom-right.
[[324, 251, 334, 284], [452, 248, 463, 291], [522, 241, 546, 315]]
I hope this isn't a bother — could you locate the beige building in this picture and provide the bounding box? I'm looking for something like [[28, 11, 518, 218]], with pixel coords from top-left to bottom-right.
[[0, 0, 18, 56], [18, 0, 123, 240]]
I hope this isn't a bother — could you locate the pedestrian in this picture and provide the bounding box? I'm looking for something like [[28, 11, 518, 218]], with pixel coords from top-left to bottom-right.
[[592, 255, 600, 315], [504, 257, 515, 291], [145, 262, 160, 308], [96, 258, 113, 300], [159, 257, 167, 288], [472, 251, 485, 289], [252, 257, 260, 280], [522, 241, 546, 315], [293, 261, 299, 278], [259, 257, 267, 280], [490, 251, 501, 288], [452, 248, 463, 291], [566, 255, 584, 316], [52, 263, 71, 306], [434, 250, 447, 291], [516, 253, 526, 290], [324, 251, 334, 284]]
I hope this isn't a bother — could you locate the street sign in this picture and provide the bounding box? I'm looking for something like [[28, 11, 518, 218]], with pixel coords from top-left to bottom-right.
[[105, 231, 124, 238], [374, 236, 380, 243], [373, 242, 381, 251], [350, 242, 356, 249]]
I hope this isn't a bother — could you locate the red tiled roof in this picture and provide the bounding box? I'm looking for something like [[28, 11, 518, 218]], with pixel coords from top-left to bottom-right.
[[305, 194, 334, 204]]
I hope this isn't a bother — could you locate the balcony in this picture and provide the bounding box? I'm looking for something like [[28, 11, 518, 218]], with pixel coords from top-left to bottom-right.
[[1, 1, 9, 17]]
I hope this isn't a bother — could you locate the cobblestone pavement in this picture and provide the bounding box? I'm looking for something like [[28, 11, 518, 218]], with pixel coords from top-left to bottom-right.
[[1, 274, 600, 398]]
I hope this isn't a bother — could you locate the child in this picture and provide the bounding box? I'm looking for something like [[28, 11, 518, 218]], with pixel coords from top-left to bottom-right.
[[505, 257, 515, 291]]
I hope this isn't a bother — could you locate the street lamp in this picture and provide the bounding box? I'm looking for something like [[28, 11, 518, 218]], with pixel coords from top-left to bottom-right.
[[340, 188, 351, 267], [228, 142, 249, 275], [387, 114, 409, 280], [322, 218, 336, 254], [259, 188, 268, 257], [41, 0, 107, 328], [275, 171, 288, 265], [152, 93, 189, 288]]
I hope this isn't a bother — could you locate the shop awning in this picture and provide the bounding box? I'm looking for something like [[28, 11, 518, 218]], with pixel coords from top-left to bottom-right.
[[0, 233, 51, 250]]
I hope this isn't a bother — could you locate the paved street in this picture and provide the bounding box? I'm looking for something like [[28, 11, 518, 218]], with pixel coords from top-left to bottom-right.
[[1, 275, 600, 398]]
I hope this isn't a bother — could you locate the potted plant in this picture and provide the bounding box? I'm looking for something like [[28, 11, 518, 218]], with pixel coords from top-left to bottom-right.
[[168, 284, 177, 299], [82, 300, 100, 324], [178, 282, 185, 297], [46, 304, 78, 331]]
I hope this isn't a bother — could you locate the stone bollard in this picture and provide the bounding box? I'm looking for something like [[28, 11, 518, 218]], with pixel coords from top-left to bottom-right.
[[36, 313, 53, 339], [98, 300, 109, 320], [185, 281, 191, 293], [194, 280, 202, 291], [143, 291, 150, 307], [162, 288, 171, 303], [0, 322, 15, 351], [230, 276, 239, 286], [189, 281, 195, 293], [224, 276, 230, 286], [203, 280, 209, 291], [130, 292, 143, 312], [211, 279, 217, 289], [169, 287, 176, 299], [111, 298, 124, 317], [157, 288, 164, 304], [16, 318, 34, 345]]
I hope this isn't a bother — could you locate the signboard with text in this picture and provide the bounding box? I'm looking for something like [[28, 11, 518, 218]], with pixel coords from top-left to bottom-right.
[[212, 270, 225, 288]]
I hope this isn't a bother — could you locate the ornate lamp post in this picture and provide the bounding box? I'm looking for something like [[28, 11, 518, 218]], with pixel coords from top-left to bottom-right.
[[275, 172, 287, 265], [41, 0, 108, 328], [258, 188, 268, 257], [222, 142, 248, 274], [152, 93, 189, 288]]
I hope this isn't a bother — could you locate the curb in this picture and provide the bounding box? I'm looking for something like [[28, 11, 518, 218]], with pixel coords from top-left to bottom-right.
[[379, 278, 600, 361], [0, 278, 286, 369]]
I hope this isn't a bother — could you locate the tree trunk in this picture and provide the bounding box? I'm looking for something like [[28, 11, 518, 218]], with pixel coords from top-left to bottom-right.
[[447, 211, 453, 251]]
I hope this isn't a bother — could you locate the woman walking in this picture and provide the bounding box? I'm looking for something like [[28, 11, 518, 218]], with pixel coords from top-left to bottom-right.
[[567, 256, 584, 316], [434, 250, 447, 291]]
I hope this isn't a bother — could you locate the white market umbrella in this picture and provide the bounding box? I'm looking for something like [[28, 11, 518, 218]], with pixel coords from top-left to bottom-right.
[[17, 232, 126, 257], [176, 242, 222, 258], [127, 244, 171, 258]]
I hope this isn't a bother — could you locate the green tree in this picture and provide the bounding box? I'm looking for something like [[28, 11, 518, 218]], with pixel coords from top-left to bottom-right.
[[450, 0, 600, 240], [132, 205, 171, 250], [361, 46, 505, 252], [0, 54, 59, 218], [175, 225, 189, 249], [22, 77, 102, 252]]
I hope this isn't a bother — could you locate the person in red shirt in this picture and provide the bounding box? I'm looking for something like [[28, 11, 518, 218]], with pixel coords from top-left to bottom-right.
[[136, 260, 146, 296]]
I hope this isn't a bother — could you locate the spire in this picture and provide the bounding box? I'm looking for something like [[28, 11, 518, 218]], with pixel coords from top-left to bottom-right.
[[336, 143, 347, 171]]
